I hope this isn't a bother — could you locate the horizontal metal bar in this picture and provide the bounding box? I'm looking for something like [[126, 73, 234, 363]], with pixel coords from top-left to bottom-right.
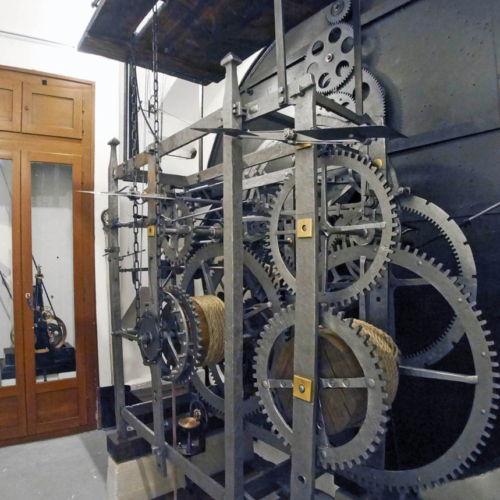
[[400, 366, 479, 384], [121, 408, 226, 500], [117, 110, 223, 175], [316, 93, 373, 126], [267, 379, 293, 389], [319, 377, 368, 389], [243, 168, 294, 191], [391, 277, 428, 287], [112, 329, 138, 341], [328, 222, 386, 234]]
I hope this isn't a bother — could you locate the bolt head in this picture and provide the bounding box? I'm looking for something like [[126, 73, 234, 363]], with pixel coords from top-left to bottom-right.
[[278, 96, 285, 105]]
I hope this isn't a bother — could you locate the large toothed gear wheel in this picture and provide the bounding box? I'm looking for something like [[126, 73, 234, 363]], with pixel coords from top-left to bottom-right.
[[160, 286, 201, 383], [137, 286, 201, 384], [305, 23, 355, 94], [326, 0, 352, 25], [254, 306, 400, 470], [267, 150, 398, 306], [327, 245, 498, 493], [399, 195, 477, 367], [180, 243, 282, 417], [162, 199, 194, 266]]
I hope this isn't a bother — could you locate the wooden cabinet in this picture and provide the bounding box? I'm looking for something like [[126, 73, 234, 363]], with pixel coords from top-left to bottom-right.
[[22, 84, 83, 139], [0, 79, 22, 133], [0, 66, 97, 447]]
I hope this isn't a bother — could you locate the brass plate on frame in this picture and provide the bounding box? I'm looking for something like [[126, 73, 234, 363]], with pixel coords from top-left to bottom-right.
[[297, 218, 313, 238], [148, 225, 156, 237], [293, 375, 313, 402]]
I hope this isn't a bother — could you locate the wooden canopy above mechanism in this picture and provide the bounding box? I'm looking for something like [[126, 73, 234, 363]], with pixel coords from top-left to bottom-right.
[[78, 0, 333, 84]]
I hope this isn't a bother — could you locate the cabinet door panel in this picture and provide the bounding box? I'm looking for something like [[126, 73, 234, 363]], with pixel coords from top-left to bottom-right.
[[22, 84, 83, 139], [0, 79, 22, 132]]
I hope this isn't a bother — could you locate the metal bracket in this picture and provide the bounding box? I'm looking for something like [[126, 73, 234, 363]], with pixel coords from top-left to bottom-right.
[[148, 225, 156, 237], [293, 375, 313, 402], [297, 218, 313, 238], [232, 101, 246, 117]]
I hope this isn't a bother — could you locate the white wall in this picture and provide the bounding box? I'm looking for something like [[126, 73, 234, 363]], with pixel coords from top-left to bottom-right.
[[0, 0, 121, 387]]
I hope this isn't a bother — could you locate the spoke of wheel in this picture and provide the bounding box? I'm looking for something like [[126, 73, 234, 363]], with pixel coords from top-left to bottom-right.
[[201, 260, 215, 295], [399, 365, 479, 384], [243, 302, 272, 321], [165, 334, 180, 367]]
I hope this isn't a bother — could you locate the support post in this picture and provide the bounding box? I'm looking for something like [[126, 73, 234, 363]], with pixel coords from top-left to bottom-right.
[[274, 0, 288, 105], [107, 138, 127, 440], [221, 51, 244, 500], [290, 83, 319, 500]]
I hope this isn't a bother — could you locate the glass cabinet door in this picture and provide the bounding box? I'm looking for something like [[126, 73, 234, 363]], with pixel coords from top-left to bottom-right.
[[0, 150, 26, 441]]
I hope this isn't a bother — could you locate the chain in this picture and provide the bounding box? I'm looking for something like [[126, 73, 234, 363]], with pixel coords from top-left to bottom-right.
[[152, 3, 163, 326], [130, 36, 142, 327]]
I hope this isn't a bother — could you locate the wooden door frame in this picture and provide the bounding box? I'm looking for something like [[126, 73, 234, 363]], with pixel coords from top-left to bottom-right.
[[0, 148, 27, 441], [0, 65, 98, 447]]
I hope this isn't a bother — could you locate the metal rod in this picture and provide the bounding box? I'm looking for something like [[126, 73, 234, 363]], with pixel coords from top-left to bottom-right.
[[400, 366, 479, 384], [352, 0, 364, 116], [199, 84, 204, 172], [274, 0, 288, 105]]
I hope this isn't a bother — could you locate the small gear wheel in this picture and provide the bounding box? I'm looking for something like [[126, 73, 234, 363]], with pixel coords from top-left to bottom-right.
[[326, 0, 352, 25], [305, 23, 355, 94], [255, 305, 399, 470], [162, 199, 194, 266]]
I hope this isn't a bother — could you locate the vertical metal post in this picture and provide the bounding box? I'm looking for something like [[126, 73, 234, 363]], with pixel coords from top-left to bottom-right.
[[221, 52, 244, 500], [274, 0, 288, 105], [198, 84, 204, 173], [151, 363, 167, 476], [290, 83, 318, 500], [147, 149, 167, 476], [107, 138, 127, 440], [352, 0, 363, 116]]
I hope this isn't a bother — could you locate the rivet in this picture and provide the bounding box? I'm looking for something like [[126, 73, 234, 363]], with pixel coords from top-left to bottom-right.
[[481, 409, 486, 414], [262, 380, 269, 388], [321, 450, 327, 458], [367, 378, 376, 388], [299, 384, 305, 393], [458, 298, 463, 302], [342, 379, 350, 388]]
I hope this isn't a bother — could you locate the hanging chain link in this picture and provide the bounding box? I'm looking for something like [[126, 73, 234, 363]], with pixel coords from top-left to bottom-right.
[[130, 36, 142, 327], [152, 3, 163, 325]]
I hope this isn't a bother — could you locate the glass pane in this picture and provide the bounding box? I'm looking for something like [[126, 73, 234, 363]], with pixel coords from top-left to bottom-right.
[[0, 159, 15, 387], [31, 162, 76, 383]]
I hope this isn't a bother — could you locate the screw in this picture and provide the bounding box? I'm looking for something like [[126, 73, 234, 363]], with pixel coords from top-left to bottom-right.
[[278, 96, 285, 105], [278, 86, 285, 94], [326, 53, 333, 62]]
